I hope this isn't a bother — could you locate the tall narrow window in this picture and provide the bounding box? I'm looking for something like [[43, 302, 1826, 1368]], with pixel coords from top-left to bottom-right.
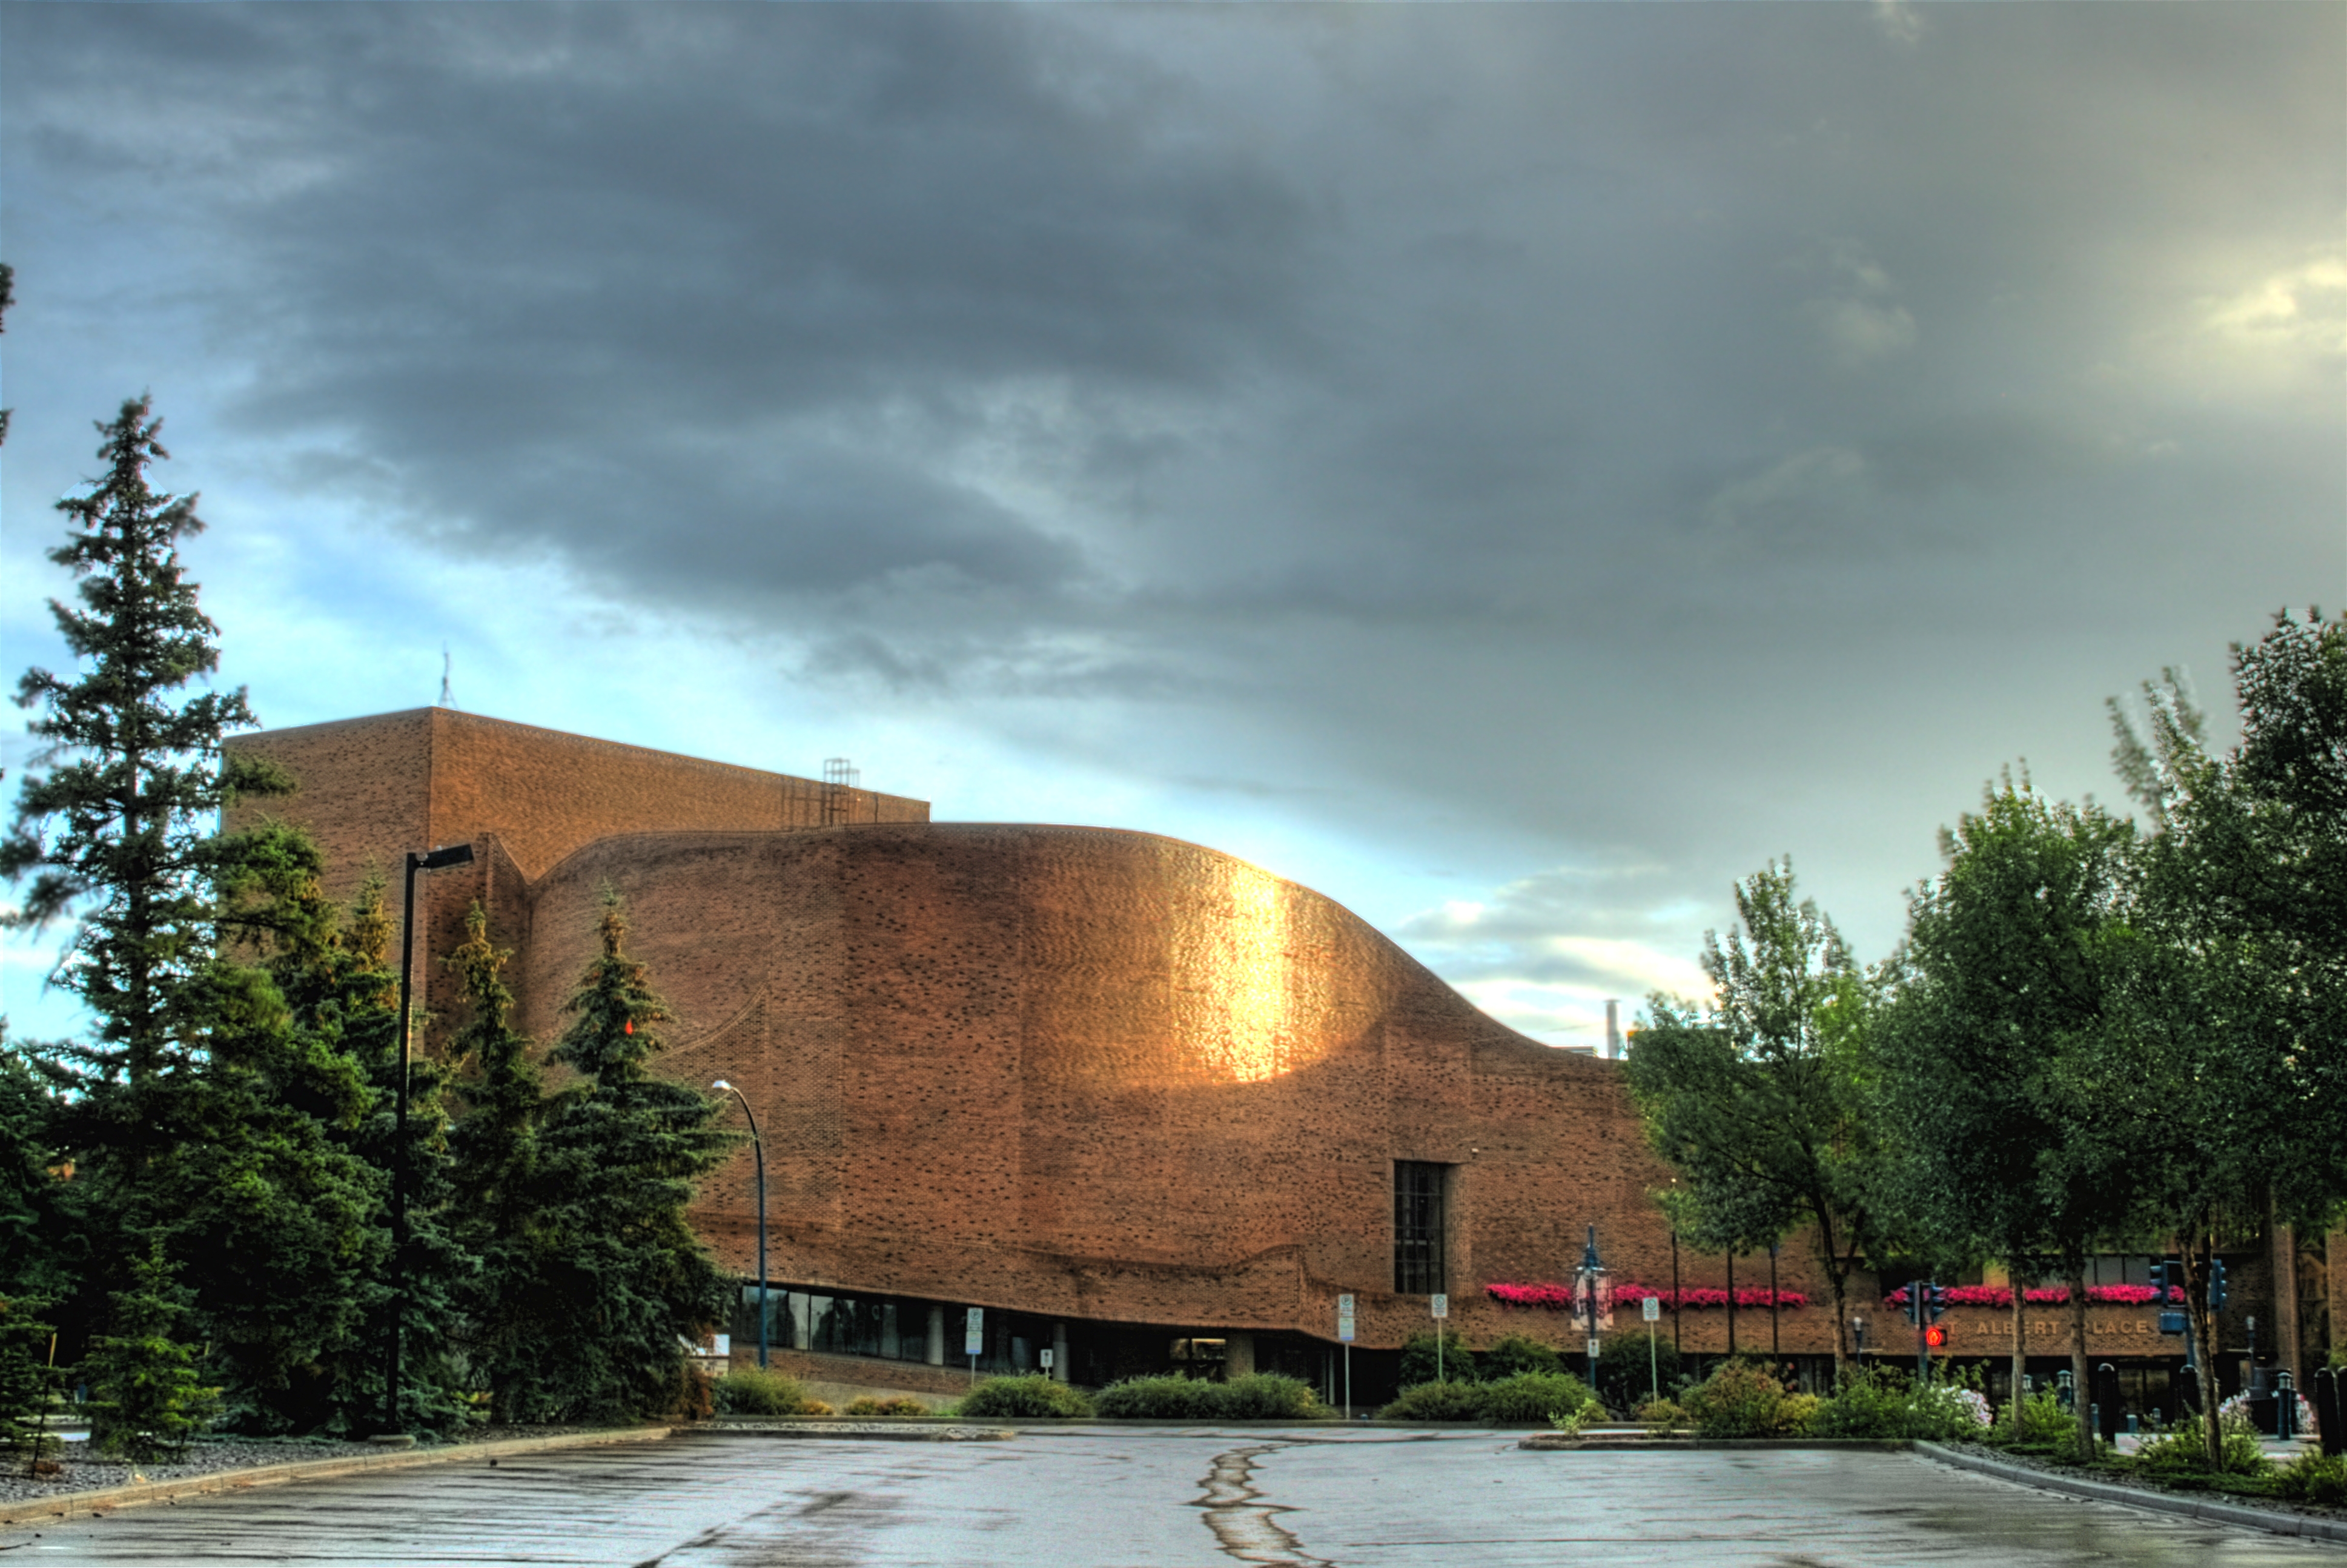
[[1394, 1161, 1446, 1295]]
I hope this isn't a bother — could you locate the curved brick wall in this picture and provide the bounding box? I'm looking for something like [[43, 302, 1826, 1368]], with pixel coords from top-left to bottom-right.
[[517, 822, 1752, 1350]]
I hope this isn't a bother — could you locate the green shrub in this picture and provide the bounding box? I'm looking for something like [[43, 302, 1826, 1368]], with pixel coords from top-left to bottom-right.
[[1091, 1374, 1328, 1421], [1999, 1388, 2075, 1448], [1379, 1380, 1490, 1421], [1806, 1368, 1915, 1439], [2275, 1451, 2347, 1506], [713, 1367, 809, 1415], [1548, 1403, 1592, 1437], [1907, 1381, 1992, 1441], [1378, 1374, 1595, 1424], [1680, 1360, 1807, 1438], [1478, 1372, 1599, 1425], [2131, 1409, 2269, 1478], [842, 1395, 930, 1417], [1805, 1367, 1991, 1442], [0, 1296, 64, 1477], [1220, 1374, 1326, 1421], [1481, 1335, 1564, 1380], [1637, 1397, 1690, 1434], [1095, 1376, 1225, 1420], [958, 1375, 1094, 1419], [1397, 1330, 1476, 1386], [82, 1246, 220, 1461], [1593, 1335, 1680, 1415]]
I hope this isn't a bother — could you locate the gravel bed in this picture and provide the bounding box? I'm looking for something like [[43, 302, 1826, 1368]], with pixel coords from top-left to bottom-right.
[[0, 1436, 379, 1506], [0, 1423, 651, 1506]]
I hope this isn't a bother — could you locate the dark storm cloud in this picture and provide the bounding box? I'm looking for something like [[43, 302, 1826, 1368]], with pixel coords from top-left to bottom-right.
[[5, 1, 2340, 966]]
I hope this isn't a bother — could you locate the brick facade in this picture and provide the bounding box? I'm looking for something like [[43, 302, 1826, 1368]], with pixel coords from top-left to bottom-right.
[[228, 709, 2250, 1375]]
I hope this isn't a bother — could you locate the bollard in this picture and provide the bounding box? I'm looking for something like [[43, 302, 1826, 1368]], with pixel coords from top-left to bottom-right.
[[2277, 1370, 2296, 1442]]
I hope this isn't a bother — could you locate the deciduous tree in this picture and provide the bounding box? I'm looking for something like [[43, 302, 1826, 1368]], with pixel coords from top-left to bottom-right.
[[1874, 775, 2134, 1449], [1625, 861, 1887, 1378]]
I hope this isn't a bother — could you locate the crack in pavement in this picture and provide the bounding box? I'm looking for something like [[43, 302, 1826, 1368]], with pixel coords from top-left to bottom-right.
[[1193, 1445, 1332, 1567], [632, 1488, 896, 1568]]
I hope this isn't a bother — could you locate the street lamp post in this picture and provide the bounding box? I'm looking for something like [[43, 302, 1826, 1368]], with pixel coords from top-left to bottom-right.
[[386, 841, 474, 1436], [713, 1080, 767, 1369]]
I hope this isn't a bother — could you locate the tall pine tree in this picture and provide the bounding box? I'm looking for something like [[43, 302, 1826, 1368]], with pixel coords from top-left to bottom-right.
[[443, 899, 549, 1423], [3, 396, 288, 1220], [300, 873, 476, 1436], [523, 894, 733, 1422]]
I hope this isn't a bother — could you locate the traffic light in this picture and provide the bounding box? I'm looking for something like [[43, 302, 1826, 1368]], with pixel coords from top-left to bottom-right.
[[1926, 1283, 1949, 1323], [2151, 1260, 2188, 1333], [1905, 1281, 1923, 1326], [1924, 1324, 1949, 1349], [2211, 1259, 2228, 1312]]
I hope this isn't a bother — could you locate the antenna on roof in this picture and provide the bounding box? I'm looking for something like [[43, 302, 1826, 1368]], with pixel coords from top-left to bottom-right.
[[439, 644, 455, 710], [822, 757, 858, 825]]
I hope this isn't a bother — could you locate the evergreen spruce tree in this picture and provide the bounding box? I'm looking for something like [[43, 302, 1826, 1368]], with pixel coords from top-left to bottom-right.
[[161, 825, 391, 1432], [81, 1242, 220, 1462], [1, 395, 288, 1255], [444, 901, 552, 1423], [524, 894, 733, 1421], [0, 1033, 82, 1306], [0, 1292, 63, 1478], [309, 872, 476, 1435]]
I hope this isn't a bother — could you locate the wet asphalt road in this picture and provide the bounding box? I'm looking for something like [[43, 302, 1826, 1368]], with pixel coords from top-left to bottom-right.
[[4, 1427, 2341, 1567]]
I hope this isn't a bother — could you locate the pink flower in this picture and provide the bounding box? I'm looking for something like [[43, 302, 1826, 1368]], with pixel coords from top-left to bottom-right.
[[1878, 1283, 2182, 1309], [1485, 1282, 1807, 1311]]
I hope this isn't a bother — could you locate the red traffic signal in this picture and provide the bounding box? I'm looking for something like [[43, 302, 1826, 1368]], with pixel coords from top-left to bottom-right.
[[1923, 1324, 1949, 1349]]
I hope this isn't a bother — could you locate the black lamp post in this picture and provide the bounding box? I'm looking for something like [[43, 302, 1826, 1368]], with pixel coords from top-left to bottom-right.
[[385, 841, 473, 1436], [713, 1080, 767, 1369]]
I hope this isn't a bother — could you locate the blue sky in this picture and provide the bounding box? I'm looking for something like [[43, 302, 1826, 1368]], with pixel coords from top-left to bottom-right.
[[4, 1, 2342, 1048]]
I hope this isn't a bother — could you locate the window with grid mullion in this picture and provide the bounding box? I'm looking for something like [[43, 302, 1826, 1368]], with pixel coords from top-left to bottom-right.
[[1393, 1161, 1446, 1295]]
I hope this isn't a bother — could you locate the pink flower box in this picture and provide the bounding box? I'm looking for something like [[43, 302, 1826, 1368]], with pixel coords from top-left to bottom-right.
[[1485, 1282, 1808, 1311], [1878, 1283, 2183, 1309]]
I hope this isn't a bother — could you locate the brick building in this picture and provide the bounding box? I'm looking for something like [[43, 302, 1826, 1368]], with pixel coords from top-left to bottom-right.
[[230, 709, 2331, 1408]]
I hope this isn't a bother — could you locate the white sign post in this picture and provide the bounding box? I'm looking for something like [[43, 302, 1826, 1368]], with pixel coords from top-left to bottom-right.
[[1039, 1348, 1054, 1374], [964, 1306, 984, 1383], [1431, 1293, 1449, 1383], [1336, 1294, 1355, 1418], [1643, 1294, 1662, 1401]]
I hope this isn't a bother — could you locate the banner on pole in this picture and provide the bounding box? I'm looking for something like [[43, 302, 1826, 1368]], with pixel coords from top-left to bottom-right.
[[1572, 1269, 1613, 1332]]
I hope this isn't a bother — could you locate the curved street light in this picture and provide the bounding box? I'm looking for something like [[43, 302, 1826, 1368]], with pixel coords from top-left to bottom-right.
[[712, 1080, 767, 1369]]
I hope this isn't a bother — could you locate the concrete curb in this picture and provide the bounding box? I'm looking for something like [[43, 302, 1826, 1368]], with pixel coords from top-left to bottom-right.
[[0, 1426, 675, 1527], [1520, 1435, 1915, 1452], [1915, 1441, 2347, 1546], [695, 1422, 1013, 1441]]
